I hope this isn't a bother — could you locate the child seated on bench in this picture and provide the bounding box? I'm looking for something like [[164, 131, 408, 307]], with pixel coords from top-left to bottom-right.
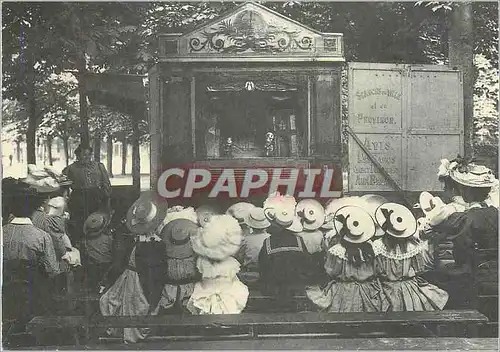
[[236, 207, 271, 286], [100, 191, 168, 343], [307, 204, 389, 312], [157, 218, 201, 314], [187, 214, 249, 314], [373, 202, 448, 311], [258, 194, 314, 311], [296, 199, 328, 280]]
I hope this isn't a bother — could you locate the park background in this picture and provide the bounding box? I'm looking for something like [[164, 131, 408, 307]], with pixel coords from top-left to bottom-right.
[[2, 2, 498, 190]]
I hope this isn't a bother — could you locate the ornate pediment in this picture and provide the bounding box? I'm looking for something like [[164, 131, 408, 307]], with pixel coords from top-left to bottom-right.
[[158, 2, 344, 62]]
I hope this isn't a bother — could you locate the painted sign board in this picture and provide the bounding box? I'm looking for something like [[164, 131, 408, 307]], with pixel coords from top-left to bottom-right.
[[348, 63, 464, 192]]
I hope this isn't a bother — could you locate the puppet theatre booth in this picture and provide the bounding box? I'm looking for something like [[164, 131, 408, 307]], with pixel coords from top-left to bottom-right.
[[148, 2, 344, 208]]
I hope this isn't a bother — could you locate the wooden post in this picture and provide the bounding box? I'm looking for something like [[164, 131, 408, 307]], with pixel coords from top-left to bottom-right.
[[131, 112, 141, 193], [448, 2, 474, 157]]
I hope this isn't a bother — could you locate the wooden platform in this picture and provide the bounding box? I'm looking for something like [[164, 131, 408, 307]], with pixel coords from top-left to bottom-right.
[[7, 338, 499, 351]]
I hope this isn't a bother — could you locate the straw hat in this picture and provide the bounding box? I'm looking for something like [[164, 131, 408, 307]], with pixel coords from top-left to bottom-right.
[[196, 204, 219, 228], [263, 207, 303, 233], [226, 202, 256, 225], [126, 191, 168, 234], [84, 210, 113, 238], [359, 194, 388, 237], [296, 199, 325, 231], [160, 218, 199, 259], [375, 202, 417, 238], [191, 214, 242, 260], [323, 196, 363, 230], [263, 192, 302, 232], [418, 191, 435, 215], [333, 205, 375, 244], [449, 164, 497, 188], [244, 207, 271, 230]]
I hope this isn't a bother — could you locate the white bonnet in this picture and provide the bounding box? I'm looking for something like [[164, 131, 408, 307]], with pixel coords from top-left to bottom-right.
[[191, 214, 242, 261]]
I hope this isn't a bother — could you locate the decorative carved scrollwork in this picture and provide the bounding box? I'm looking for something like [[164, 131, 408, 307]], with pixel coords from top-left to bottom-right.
[[188, 10, 314, 54]]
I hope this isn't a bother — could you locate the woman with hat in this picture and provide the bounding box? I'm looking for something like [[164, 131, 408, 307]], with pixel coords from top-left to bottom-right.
[[257, 193, 314, 309], [187, 214, 249, 314], [236, 207, 271, 286], [372, 202, 448, 311], [63, 143, 112, 245], [157, 219, 201, 314], [3, 180, 67, 336], [425, 160, 498, 273], [306, 205, 389, 312], [22, 164, 75, 260], [99, 191, 168, 343]]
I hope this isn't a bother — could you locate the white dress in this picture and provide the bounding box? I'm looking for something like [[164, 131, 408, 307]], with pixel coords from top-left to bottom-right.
[[187, 257, 249, 314]]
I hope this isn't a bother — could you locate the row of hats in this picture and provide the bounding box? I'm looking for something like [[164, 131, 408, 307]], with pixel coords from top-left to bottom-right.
[[224, 193, 419, 244], [325, 196, 418, 244], [112, 192, 243, 261]]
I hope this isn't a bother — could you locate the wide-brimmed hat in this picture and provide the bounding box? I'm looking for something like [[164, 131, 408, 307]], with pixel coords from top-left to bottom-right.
[[264, 207, 303, 233], [375, 202, 417, 238], [418, 191, 435, 215], [196, 204, 219, 228], [160, 218, 199, 259], [333, 205, 375, 244], [322, 196, 363, 230], [21, 164, 72, 193], [84, 210, 113, 238], [126, 191, 168, 234], [449, 163, 497, 188], [263, 192, 302, 232], [191, 214, 242, 260], [296, 199, 325, 231], [359, 194, 388, 237], [244, 207, 271, 230], [226, 202, 256, 225]]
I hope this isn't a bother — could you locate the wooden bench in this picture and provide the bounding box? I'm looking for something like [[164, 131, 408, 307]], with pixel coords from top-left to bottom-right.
[[26, 310, 488, 346], [53, 290, 314, 316], [14, 337, 499, 351]]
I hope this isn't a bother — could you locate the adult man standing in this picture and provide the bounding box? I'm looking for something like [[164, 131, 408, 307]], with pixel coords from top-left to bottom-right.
[[63, 143, 112, 245]]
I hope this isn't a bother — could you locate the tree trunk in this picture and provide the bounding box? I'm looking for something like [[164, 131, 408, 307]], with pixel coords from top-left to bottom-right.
[[15, 139, 21, 163], [46, 136, 53, 165], [131, 114, 141, 192], [62, 136, 70, 167], [77, 55, 90, 146], [121, 139, 127, 175], [449, 2, 474, 157], [26, 59, 37, 165], [106, 135, 113, 177], [93, 136, 101, 163]]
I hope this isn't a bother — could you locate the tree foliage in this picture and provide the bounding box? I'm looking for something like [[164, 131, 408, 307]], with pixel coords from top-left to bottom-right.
[[2, 1, 498, 162]]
